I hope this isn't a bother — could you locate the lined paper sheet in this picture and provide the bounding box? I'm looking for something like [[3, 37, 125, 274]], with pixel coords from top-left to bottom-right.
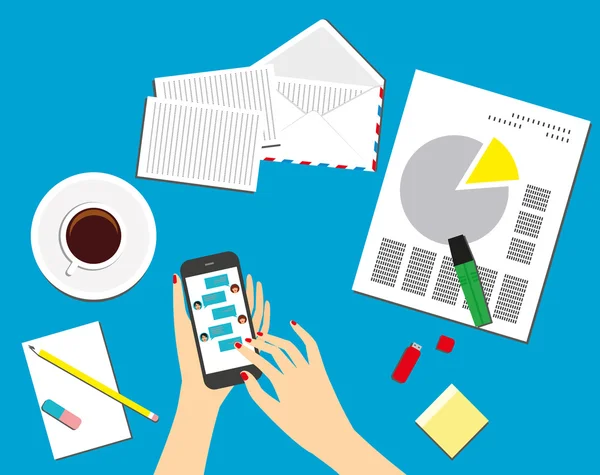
[[154, 66, 277, 145], [137, 98, 263, 192], [276, 77, 371, 115]]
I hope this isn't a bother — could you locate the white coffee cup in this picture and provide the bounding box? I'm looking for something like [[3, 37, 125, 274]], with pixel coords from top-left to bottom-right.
[[60, 202, 126, 276]]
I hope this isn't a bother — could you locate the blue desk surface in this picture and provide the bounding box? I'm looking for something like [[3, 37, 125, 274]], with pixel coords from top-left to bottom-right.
[[2, 1, 598, 473]]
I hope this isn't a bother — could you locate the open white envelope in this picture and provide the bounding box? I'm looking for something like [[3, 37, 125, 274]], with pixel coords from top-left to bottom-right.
[[255, 20, 385, 171]]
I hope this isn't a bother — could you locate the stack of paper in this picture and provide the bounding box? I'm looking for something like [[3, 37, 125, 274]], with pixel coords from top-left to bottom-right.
[[138, 66, 272, 192], [136, 20, 385, 192], [154, 66, 278, 145]]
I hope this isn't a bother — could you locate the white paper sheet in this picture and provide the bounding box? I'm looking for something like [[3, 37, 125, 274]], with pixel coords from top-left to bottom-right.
[[22, 322, 131, 459], [353, 71, 590, 342], [137, 98, 264, 192], [154, 66, 278, 145]]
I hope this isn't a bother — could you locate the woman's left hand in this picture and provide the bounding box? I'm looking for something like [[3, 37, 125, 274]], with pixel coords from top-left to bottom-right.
[[172, 273, 270, 411], [156, 274, 270, 475]]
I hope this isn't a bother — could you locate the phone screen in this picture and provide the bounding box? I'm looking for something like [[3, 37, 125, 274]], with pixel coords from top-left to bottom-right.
[[185, 266, 252, 374]]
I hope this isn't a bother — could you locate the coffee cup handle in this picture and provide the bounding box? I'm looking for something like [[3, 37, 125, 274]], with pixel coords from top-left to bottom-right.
[[66, 261, 78, 276]]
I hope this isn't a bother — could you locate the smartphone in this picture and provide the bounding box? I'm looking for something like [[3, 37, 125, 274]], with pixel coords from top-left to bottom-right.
[[180, 251, 262, 389]]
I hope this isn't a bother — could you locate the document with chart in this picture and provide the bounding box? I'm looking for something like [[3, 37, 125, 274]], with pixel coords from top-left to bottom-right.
[[353, 71, 590, 342]]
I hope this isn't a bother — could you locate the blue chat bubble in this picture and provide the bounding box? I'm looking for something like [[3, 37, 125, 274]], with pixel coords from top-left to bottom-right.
[[208, 322, 233, 339], [218, 336, 242, 352], [205, 274, 230, 290], [202, 291, 226, 308], [212, 304, 236, 320]]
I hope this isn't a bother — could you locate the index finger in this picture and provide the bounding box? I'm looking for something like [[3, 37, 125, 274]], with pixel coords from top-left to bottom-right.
[[260, 301, 271, 334], [290, 321, 322, 366], [252, 281, 264, 331], [235, 342, 281, 381], [246, 274, 255, 315], [260, 333, 306, 367]]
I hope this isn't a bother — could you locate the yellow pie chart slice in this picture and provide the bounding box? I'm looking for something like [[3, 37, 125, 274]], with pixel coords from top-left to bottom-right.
[[466, 138, 519, 184]]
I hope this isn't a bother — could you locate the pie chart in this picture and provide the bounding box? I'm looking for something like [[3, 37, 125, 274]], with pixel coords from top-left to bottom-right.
[[466, 138, 519, 184], [400, 135, 512, 244]]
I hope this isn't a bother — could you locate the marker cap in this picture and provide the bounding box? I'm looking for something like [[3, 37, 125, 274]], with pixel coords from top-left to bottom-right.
[[448, 235, 473, 266]]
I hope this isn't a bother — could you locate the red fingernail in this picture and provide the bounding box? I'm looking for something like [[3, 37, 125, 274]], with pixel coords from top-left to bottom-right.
[[240, 371, 249, 381], [173, 274, 177, 284], [234, 342, 242, 349], [245, 338, 252, 343], [291, 320, 297, 326], [257, 332, 263, 337]]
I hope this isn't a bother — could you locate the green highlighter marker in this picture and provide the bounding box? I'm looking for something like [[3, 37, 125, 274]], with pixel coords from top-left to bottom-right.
[[448, 235, 492, 327]]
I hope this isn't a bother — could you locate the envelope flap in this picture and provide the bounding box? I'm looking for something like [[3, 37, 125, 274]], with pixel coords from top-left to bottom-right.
[[275, 76, 372, 115], [324, 87, 382, 163], [256, 20, 383, 87], [274, 111, 366, 167]]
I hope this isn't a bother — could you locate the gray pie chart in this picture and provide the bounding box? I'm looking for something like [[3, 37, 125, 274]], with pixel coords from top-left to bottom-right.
[[400, 135, 509, 244]]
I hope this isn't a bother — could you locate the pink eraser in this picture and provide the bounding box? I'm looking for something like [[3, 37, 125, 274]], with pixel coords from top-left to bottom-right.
[[41, 399, 82, 430], [61, 410, 82, 430]]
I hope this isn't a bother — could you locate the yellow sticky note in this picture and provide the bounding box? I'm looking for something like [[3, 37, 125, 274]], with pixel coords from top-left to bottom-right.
[[416, 384, 488, 458]]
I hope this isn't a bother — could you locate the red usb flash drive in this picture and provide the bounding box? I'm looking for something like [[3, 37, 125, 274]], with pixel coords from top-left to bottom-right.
[[391, 342, 421, 383]]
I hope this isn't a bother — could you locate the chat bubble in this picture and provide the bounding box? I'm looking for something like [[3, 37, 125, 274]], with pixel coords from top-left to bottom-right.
[[202, 291, 226, 308], [212, 304, 236, 320], [205, 274, 230, 290], [208, 322, 233, 339], [218, 336, 242, 352]]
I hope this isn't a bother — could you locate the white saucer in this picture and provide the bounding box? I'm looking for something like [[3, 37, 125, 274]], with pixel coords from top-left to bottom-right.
[[31, 173, 157, 300]]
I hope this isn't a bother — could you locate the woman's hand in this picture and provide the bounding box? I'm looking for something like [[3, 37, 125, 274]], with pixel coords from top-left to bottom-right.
[[235, 321, 352, 459], [235, 322, 404, 475], [172, 273, 227, 411], [173, 273, 270, 410], [156, 274, 270, 475]]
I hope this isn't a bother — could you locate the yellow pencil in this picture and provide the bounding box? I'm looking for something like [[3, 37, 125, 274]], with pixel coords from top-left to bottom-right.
[[29, 345, 158, 422]]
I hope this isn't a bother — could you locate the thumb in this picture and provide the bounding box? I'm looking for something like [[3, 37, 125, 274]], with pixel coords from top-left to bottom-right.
[[240, 371, 277, 415], [173, 274, 187, 320], [173, 274, 195, 356]]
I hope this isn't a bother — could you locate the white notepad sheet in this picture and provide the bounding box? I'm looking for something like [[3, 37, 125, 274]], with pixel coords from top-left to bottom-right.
[[137, 98, 264, 192], [22, 322, 131, 459]]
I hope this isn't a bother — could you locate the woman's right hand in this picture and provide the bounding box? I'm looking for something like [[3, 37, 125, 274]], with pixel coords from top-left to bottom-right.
[[235, 321, 404, 475]]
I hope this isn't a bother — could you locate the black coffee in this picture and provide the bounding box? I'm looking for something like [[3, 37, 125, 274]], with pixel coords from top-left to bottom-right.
[[66, 208, 121, 264]]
